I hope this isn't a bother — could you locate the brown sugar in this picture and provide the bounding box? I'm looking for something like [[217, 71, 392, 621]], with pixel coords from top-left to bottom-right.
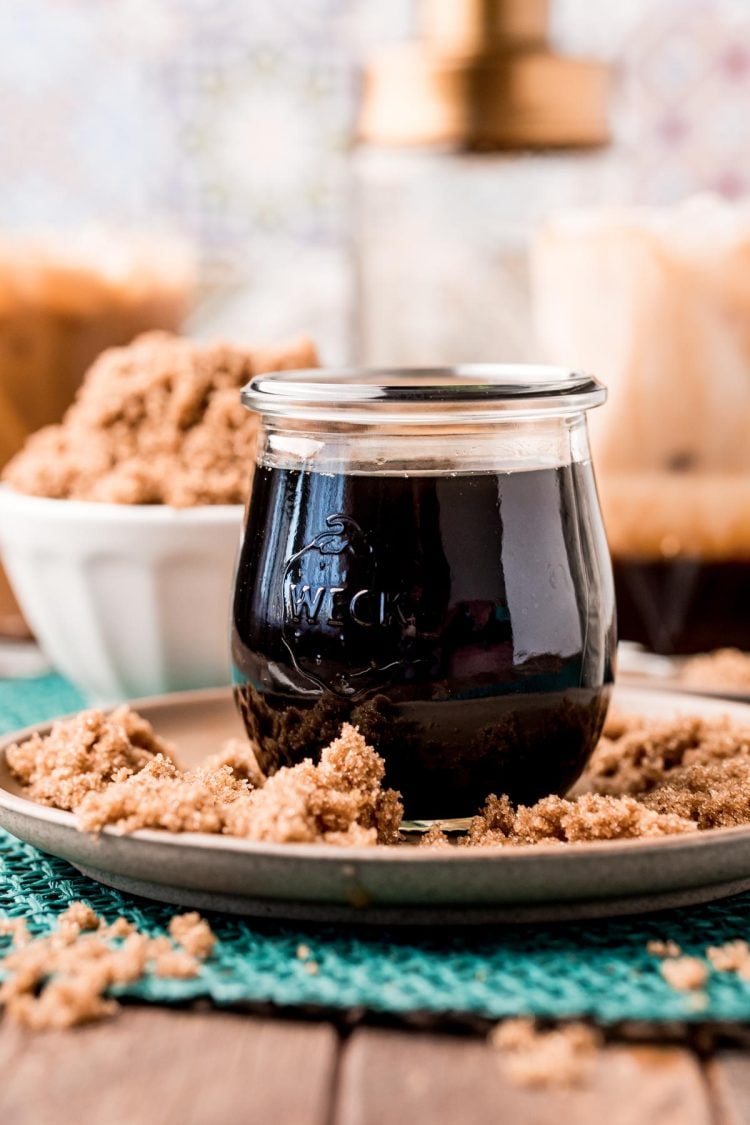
[[680, 649, 750, 693], [646, 939, 682, 959], [8, 705, 750, 850], [490, 1018, 602, 1088], [0, 904, 216, 1030], [587, 714, 750, 796], [4, 707, 173, 811], [202, 739, 266, 789], [659, 956, 708, 992], [168, 912, 216, 960], [75, 756, 256, 836], [222, 724, 404, 845], [2, 331, 317, 507], [466, 792, 695, 847], [418, 822, 452, 848], [14, 718, 403, 847]]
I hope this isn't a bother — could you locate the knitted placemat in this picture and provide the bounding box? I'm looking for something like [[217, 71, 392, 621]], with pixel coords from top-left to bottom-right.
[[3, 673, 750, 1024]]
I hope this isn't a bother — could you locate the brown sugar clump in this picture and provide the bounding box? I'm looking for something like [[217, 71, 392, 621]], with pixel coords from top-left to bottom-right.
[[75, 756, 255, 836], [4, 707, 173, 811], [9, 704, 750, 851], [168, 913, 216, 960], [2, 331, 317, 507], [660, 956, 708, 992], [466, 791, 695, 847], [225, 724, 404, 845], [706, 940, 750, 975], [642, 758, 750, 829], [647, 939, 682, 959], [490, 1018, 602, 1088], [0, 904, 216, 1030], [0, 917, 31, 948], [587, 715, 750, 797], [202, 739, 266, 788], [66, 723, 402, 846], [680, 649, 750, 692], [418, 823, 452, 848]]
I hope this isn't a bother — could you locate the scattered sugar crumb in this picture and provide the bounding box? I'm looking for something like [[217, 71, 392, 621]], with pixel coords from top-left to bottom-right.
[[152, 949, 200, 979], [0, 904, 216, 1030], [660, 956, 708, 991], [707, 940, 750, 975], [296, 944, 311, 961], [490, 1018, 601, 1088], [647, 939, 682, 958], [59, 902, 100, 933], [168, 913, 216, 960], [0, 917, 30, 948], [304, 961, 319, 976], [681, 649, 750, 693], [3, 332, 318, 507]]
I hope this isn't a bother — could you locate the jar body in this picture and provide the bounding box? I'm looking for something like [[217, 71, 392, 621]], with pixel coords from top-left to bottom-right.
[[232, 416, 616, 820]]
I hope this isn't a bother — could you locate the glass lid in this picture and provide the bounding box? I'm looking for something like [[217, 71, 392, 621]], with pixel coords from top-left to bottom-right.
[[242, 365, 606, 424]]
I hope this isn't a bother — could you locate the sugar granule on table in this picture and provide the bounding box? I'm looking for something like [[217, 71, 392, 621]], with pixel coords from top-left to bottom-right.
[[659, 957, 709, 992], [490, 1018, 602, 1088], [2, 331, 318, 507], [0, 903, 217, 1030], [646, 939, 682, 959]]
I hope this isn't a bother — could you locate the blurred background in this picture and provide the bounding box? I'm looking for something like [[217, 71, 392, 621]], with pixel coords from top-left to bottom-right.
[[2, 0, 750, 661], [2, 0, 749, 361]]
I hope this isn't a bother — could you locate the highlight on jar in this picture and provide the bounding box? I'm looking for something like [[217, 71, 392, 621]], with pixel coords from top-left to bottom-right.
[[231, 366, 616, 825]]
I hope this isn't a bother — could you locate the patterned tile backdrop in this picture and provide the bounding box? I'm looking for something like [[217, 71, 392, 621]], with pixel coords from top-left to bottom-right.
[[0, 0, 749, 361]]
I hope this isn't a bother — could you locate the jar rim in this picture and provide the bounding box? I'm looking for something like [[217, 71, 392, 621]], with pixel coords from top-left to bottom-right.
[[242, 364, 606, 423]]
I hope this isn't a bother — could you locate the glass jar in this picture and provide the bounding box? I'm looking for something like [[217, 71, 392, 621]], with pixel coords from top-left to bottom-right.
[[232, 366, 616, 822]]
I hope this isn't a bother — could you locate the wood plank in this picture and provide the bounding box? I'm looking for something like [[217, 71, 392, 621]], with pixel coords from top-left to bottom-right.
[[0, 1006, 339, 1125], [334, 1028, 712, 1125], [707, 1052, 750, 1125]]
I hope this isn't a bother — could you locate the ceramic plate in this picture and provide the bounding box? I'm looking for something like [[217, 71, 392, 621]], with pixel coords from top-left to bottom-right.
[[2, 685, 750, 925]]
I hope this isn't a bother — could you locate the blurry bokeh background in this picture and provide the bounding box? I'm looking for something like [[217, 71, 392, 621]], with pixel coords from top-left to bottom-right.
[[3, 0, 750, 363]]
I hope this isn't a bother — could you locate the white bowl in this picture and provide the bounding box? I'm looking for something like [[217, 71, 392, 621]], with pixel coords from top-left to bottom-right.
[[0, 486, 244, 702]]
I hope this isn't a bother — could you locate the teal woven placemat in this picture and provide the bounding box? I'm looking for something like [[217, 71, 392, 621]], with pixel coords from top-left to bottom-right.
[[4, 673, 750, 1024]]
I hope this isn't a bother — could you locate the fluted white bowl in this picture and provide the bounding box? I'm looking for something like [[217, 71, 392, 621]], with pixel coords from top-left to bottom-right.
[[0, 486, 244, 702]]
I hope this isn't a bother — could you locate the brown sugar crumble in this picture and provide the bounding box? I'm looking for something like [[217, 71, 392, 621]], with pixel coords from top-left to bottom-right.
[[490, 1018, 602, 1088], [680, 649, 750, 693], [168, 912, 216, 960], [659, 956, 709, 992], [4, 707, 173, 811], [7, 706, 750, 850], [2, 331, 317, 507], [0, 903, 216, 1030], [646, 939, 682, 959], [7, 715, 403, 846]]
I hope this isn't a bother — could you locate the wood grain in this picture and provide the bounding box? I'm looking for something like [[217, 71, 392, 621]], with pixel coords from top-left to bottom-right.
[[334, 1029, 712, 1125], [0, 1007, 338, 1125], [708, 1052, 750, 1125]]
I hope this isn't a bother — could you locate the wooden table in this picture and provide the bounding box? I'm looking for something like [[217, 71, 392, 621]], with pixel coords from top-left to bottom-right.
[[1, 1005, 749, 1124]]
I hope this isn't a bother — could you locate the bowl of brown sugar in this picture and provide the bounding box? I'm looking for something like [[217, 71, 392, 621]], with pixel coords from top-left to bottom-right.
[[0, 331, 318, 701]]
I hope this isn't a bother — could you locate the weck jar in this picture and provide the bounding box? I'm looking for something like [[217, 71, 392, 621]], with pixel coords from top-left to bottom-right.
[[232, 366, 616, 823]]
